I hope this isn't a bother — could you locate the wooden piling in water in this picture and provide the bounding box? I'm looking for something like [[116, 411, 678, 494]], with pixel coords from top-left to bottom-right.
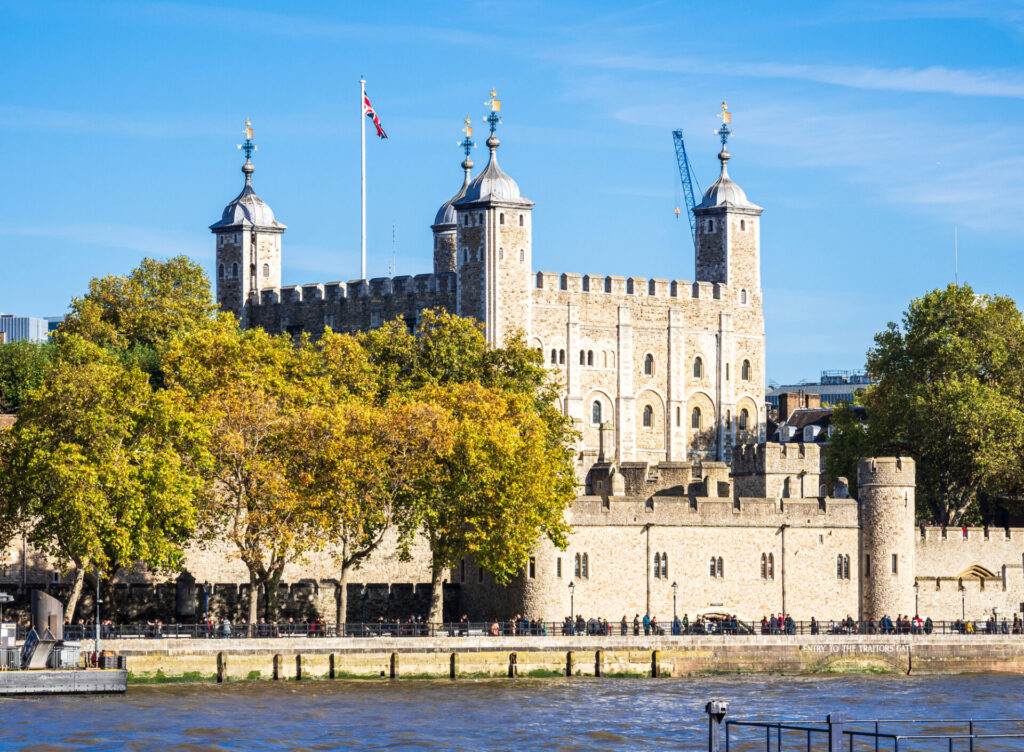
[[566, 651, 575, 677], [651, 650, 660, 678], [295, 654, 303, 681], [329, 654, 336, 679], [216, 652, 226, 683], [390, 652, 399, 679], [508, 652, 518, 678], [449, 652, 458, 679], [595, 649, 604, 677], [273, 654, 281, 680]]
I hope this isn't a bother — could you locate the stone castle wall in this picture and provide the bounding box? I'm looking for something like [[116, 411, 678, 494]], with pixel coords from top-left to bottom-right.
[[858, 457, 916, 618]]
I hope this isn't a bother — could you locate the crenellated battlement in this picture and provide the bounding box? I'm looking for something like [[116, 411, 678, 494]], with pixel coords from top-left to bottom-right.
[[919, 526, 1024, 543], [258, 273, 457, 306], [569, 493, 859, 527], [858, 456, 915, 488], [533, 271, 742, 301], [732, 442, 822, 474]]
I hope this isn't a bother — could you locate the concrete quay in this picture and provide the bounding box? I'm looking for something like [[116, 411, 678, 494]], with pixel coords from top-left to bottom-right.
[[104, 635, 1024, 681]]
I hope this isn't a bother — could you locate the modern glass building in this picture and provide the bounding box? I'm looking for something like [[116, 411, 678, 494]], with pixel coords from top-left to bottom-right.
[[0, 314, 50, 343]]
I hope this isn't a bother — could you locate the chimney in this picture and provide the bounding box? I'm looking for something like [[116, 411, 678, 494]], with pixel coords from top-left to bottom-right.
[[805, 393, 821, 410], [778, 392, 822, 422]]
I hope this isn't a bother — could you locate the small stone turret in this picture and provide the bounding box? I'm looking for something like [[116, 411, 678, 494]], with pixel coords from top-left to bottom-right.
[[858, 457, 916, 619]]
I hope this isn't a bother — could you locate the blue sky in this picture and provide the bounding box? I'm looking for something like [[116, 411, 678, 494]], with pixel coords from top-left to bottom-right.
[[1, 1, 1022, 384]]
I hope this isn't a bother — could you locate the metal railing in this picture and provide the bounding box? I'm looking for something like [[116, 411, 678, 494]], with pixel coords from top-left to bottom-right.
[[11, 618, 1023, 641], [707, 702, 1024, 751]]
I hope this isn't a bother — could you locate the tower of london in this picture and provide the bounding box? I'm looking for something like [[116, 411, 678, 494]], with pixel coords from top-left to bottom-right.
[[211, 102, 766, 482]]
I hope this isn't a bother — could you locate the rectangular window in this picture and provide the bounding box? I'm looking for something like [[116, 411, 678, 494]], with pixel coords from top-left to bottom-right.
[[528, 557, 536, 579], [556, 558, 562, 578], [865, 554, 871, 578], [892, 554, 898, 574]]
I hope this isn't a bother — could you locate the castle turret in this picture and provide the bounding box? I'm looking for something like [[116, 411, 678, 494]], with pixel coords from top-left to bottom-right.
[[210, 119, 286, 321], [431, 118, 475, 275], [453, 90, 533, 345], [692, 102, 762, 293], [858, 457, 916, 619]]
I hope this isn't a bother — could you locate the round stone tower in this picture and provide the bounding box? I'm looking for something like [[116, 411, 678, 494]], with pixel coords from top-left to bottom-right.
[[858, 456, 916, 619]]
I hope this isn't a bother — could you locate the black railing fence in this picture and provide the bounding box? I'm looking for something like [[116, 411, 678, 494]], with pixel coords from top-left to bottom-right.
[[14, 618, 1024, 641], [707, 702, 1024, 751]]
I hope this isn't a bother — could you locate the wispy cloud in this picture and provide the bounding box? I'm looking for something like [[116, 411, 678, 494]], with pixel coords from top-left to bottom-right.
[[581, 54, 1024, 99], [0, 223, 210, 259]]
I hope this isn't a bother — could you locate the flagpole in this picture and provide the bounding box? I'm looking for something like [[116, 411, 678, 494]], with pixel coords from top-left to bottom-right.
[[360, 77, 367, 280]]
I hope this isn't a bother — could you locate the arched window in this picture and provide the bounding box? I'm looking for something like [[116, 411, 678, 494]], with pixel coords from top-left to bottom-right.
[[837, 555, 844, 579], [717, 557, 724, 578], [676, 406, 681, 426], [592, 401, 602, 425], [843, 555, 851, 580], [587, 350, 594, 366], [582, 553, 589, 578], [262, 263, 270, 279], [519, 249, 524, 262], [550, 349, 557, 365], [707, 219, 714, 232], [574, 554, 581, 578], [648, 279, 656, 296], [783, 477, 792, 498], [726, 410, 731, 429], [559, 349, 565, 365], [499, 212, 505, 225], [740, 289, 748, 304], [643, 405, 653, 428], [693, 356, 703, 378], [691, 407, 702, 430], [464, 249, 469, 263], [519, 214, 524, 227], [760, 553, 767, 579], [661, 553, 668, 578], [742, 360, 751, 380], [653, 553, 661, 579], [740, 219, 746, 231], [232, 262, 238, 277], [739, 409, 749, 431], [218, 264, 224, 279], [499, 248, 504, 261], [710, 557, 717, 577], [768, 553, 774, 579], [644, 354, 654, 376]]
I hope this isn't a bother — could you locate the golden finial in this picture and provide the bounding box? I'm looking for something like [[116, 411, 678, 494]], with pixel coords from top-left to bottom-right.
[[485, 88, 501, 113], [462, 116, 473, 139], [243, 117, 253, 140], [717, 101, 731, 125]]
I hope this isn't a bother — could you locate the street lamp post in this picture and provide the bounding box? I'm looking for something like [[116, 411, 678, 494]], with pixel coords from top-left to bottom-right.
[[913, 580, 919, 619], [960, 583, 966, 623], [203, 581, 211, 621], [94, 568, 103, 658], [568, 581, 575, 635], [671, 581, 678, 632]]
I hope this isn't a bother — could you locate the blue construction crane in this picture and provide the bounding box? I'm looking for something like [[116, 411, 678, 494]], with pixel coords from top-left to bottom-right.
[[672, 129, 701, 246]]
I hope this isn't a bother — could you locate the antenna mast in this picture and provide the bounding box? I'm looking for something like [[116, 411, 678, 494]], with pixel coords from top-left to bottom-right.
[[954, 225, 958, 286]]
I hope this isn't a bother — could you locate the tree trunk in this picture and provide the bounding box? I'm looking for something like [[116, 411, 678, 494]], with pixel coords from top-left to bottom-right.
[[428, 558, 445, 625], [65, 566, 87, 623], [264, 565, 285, 623], [337, 564, 349, 632], [247, 572, 259, 636]]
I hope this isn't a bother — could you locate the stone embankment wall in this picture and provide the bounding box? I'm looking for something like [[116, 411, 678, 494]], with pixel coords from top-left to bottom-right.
[[107, 635, 1024, 680]]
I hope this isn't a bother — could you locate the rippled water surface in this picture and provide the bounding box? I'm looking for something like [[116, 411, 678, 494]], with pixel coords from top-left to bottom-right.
[[2, 675, 1024, 751]]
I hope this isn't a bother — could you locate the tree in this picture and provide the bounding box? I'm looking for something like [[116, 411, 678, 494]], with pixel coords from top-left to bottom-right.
[[0, 340, 54, 413], [822, 400, 871, 499], [1, 336, 207, 619], [360, 310, 578, 623], [163, 318, 364, 626], [829, 284, 1024, 524], [57, 256, 216, 383], [405, 383, 576, 624]]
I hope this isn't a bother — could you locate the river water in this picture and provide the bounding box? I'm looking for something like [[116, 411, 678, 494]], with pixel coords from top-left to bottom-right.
[[1, 675, 1023, 751]]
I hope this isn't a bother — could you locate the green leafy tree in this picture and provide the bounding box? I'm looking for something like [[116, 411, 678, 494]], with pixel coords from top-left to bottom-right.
[[57, 256, 216, 385], [361, 309, 577, 623], [829, 284, 1024, 524], [1, 336, 207, 619], [0, 340, 54, 413], [822, 400, 871, 498]]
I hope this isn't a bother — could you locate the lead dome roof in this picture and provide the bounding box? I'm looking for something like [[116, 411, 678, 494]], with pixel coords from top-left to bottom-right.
[[210, 162, 286, 231]]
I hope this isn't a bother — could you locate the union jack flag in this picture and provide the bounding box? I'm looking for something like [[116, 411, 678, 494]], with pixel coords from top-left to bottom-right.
[[363, 93, 388, 139]]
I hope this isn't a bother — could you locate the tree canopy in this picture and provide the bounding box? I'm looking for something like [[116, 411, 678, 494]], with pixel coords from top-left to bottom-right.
[[826, 284, 1024, 524]]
